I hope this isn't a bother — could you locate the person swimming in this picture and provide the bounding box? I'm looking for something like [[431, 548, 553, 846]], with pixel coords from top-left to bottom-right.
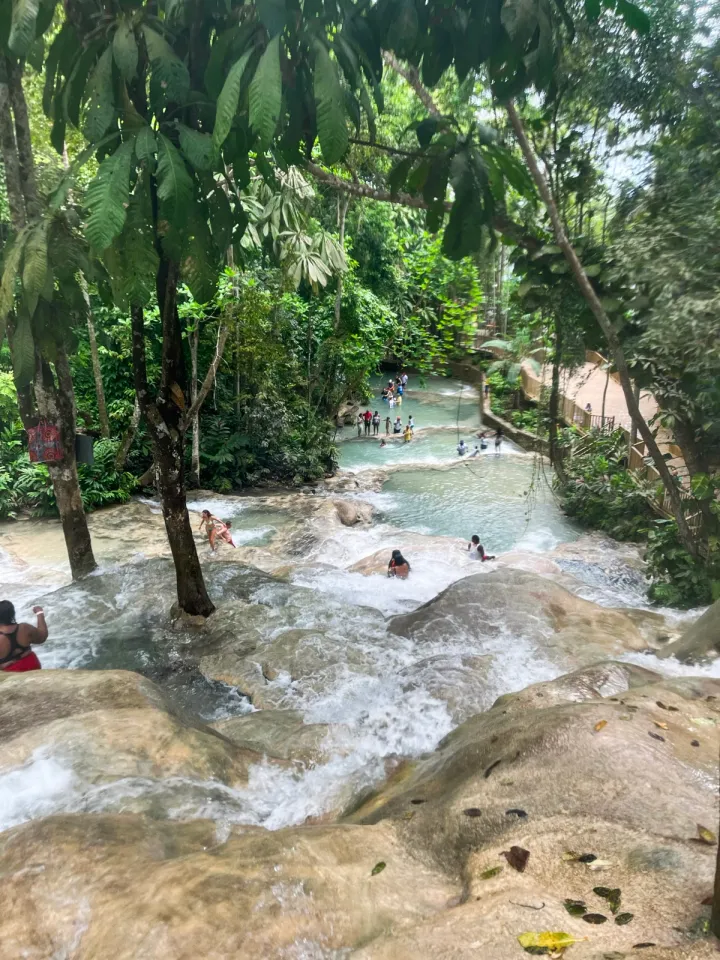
[[388, 550, 410, 578], [467, 535, 495, 561], [380, 439, 387, 448], [0, 600, 47, 672]]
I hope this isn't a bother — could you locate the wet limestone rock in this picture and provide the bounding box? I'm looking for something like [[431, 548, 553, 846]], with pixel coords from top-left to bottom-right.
[[657, 597, 720, 662], [347, 675, 720, 958], [334, 498, 374, 526], [389, 568, 672, 666], [491, 660, 662, 713], [0, 670, 261, 789], [0, 815, 457, 960], [212, 709, 348, 765]]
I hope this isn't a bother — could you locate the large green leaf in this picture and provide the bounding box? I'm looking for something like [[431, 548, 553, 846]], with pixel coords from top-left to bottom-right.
[[63, 40, 103, 128], [249, 36, 282, 148], [616, 0, 650, 34], [83, 45, 116, 142], [112, 20, 138, 81], [12, 311, 35, 389], [178, 124, 214, 170], [156, 134, 195, 256], [182, 203, 219, 304], [104, 178, 159, 309], [22, 221, 49, 315], [313, 40, 348, 165], [134, 126, 157, 163], [212, 50, 252, 151], [8, 0, 40, 55], [358, 81, 376, 142], [142, 25, 190, 108], [85, 137, 135, 251]]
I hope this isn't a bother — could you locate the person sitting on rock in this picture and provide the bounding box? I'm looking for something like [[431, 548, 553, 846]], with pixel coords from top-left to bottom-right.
[[468, 535, 495, 562], [388, 550, 411, 578], [199, 510, 236, 552], [0, 600, 47, 673]]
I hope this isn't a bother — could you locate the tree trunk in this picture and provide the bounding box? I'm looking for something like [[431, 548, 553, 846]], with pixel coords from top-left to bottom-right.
[[81, 278, 110, 438], [190, 323, 200, 488], [712, 821, 720, 938], [0, 77, 25, 229], [549, 319, 566, 481], [628, 381, 640, 458], [115, 398, 141, 470], [131, 293, 214, 617], [6, 58, 40, 221], [478, 367, 484, 428], [496, 244, 506, 335], [601, 365, 610, 428], [35, 345, 97, 578], [505, 100, 699, 559]]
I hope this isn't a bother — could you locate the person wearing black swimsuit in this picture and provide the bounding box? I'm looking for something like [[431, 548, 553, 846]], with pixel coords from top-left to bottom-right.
[[0, 600, 48, 673]]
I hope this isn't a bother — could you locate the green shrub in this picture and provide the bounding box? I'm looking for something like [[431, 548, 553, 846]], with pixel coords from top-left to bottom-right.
[[646, 521, 719, 609]]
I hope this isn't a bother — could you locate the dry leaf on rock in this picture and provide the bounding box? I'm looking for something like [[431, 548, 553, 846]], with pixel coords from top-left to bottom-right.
[[594, 720, 608, 732], [697, 824, 717, 845], [502, 845, 530, 872], [371, 861, 386, 875], [517, 931, 584, 955]]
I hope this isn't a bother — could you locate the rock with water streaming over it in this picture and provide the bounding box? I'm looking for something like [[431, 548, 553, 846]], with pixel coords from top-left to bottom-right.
[[212, 709, 347, 765], [389, 568, 675, 667], [656, 596, 720, 663], [0, 671, 269, 817], [0, 815, 457, 960]]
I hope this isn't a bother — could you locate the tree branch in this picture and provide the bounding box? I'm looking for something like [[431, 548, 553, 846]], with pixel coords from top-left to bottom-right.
[[349, 137, 424, 158], [382, 51, 442, 119], [305, 162, 540, 253], [182, 323, 230, 429], [505, 99, 699, 558]]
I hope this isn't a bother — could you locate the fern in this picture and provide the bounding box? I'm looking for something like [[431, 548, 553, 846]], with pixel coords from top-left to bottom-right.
[[83, 46, 116, 142], [85, 137, 135, 251], [249, 36, 282, 148], [142, 25, 190, 109], [212, 49, 252, 151], [112, 20, 139, 81], [104, 179, 159, 309], [313, 40, 348, 165], [22, 221, 49, 315], [178, 123, 214, 170], [8, 0, 40, 56], [12, 311, 35, 389]]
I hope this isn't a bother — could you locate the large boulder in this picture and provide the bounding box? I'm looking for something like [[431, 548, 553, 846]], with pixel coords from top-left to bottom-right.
[[347, 675, 720, 958], [389, 568, 674, 668], [0, 815, 457, 960], [657, 598, 720, 662], [334, 499, 374, 526], [0, 671, 264, 826]]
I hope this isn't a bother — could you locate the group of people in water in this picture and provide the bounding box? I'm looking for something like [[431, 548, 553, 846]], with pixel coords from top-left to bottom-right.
[[387, 534, 495, 579], [357, 410, 415, 443], [457, 428, 503, 458]]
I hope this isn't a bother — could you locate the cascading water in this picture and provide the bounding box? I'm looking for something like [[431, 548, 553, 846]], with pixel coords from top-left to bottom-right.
[[1, 374, 716, 837]]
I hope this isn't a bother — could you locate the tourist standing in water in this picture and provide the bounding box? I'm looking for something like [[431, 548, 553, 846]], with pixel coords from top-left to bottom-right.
[[0, 601, 47, 672], [467, 535, 495, 561], [403, 424, 412, 443], [364, 409, 372, 435], [372, 411, 380, 435], [457, 439, 467, 456], [394, 416, 403, 434], [388, 550, 410, 578], [385, 415, 391, 435], [408, 414, 414, 433], [495, 428, 503, 451], [199, 510, 236, 552], [356, 412, 363, 437]]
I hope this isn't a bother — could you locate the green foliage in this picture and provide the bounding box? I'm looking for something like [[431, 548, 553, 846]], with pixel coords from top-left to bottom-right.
[[314, 41, 349, 164], [559, 429, 656, 541], [84, 138, 134, 251], [249, 36, 282, 148], [646, 522, 719, 609]]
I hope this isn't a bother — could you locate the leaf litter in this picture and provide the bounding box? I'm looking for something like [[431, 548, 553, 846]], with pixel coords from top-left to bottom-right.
[[517, 931, 587, 956], [502, 845, 530, 872]]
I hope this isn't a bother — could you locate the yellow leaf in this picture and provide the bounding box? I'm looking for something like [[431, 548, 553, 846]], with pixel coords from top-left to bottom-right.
[[518, 931, 585, 954], [698, 824, 717, 845], [654, 721, 669, 730], [594, 720, 607, 732]]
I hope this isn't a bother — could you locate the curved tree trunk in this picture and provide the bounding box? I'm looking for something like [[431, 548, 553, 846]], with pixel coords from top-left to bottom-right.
[[506, 100, 699, 559]]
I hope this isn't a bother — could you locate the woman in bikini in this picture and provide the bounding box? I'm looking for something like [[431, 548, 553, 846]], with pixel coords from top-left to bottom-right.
[[387, 550, 411, 579], [199, 510, 236, 552], [0, 600, 48, 673]]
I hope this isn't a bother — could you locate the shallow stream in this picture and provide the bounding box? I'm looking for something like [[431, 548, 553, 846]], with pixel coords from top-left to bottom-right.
[[0, 374, 714, 835]]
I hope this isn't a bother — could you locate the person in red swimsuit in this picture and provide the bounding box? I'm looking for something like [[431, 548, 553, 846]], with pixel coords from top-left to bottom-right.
[[0, 601, 48, 673]]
